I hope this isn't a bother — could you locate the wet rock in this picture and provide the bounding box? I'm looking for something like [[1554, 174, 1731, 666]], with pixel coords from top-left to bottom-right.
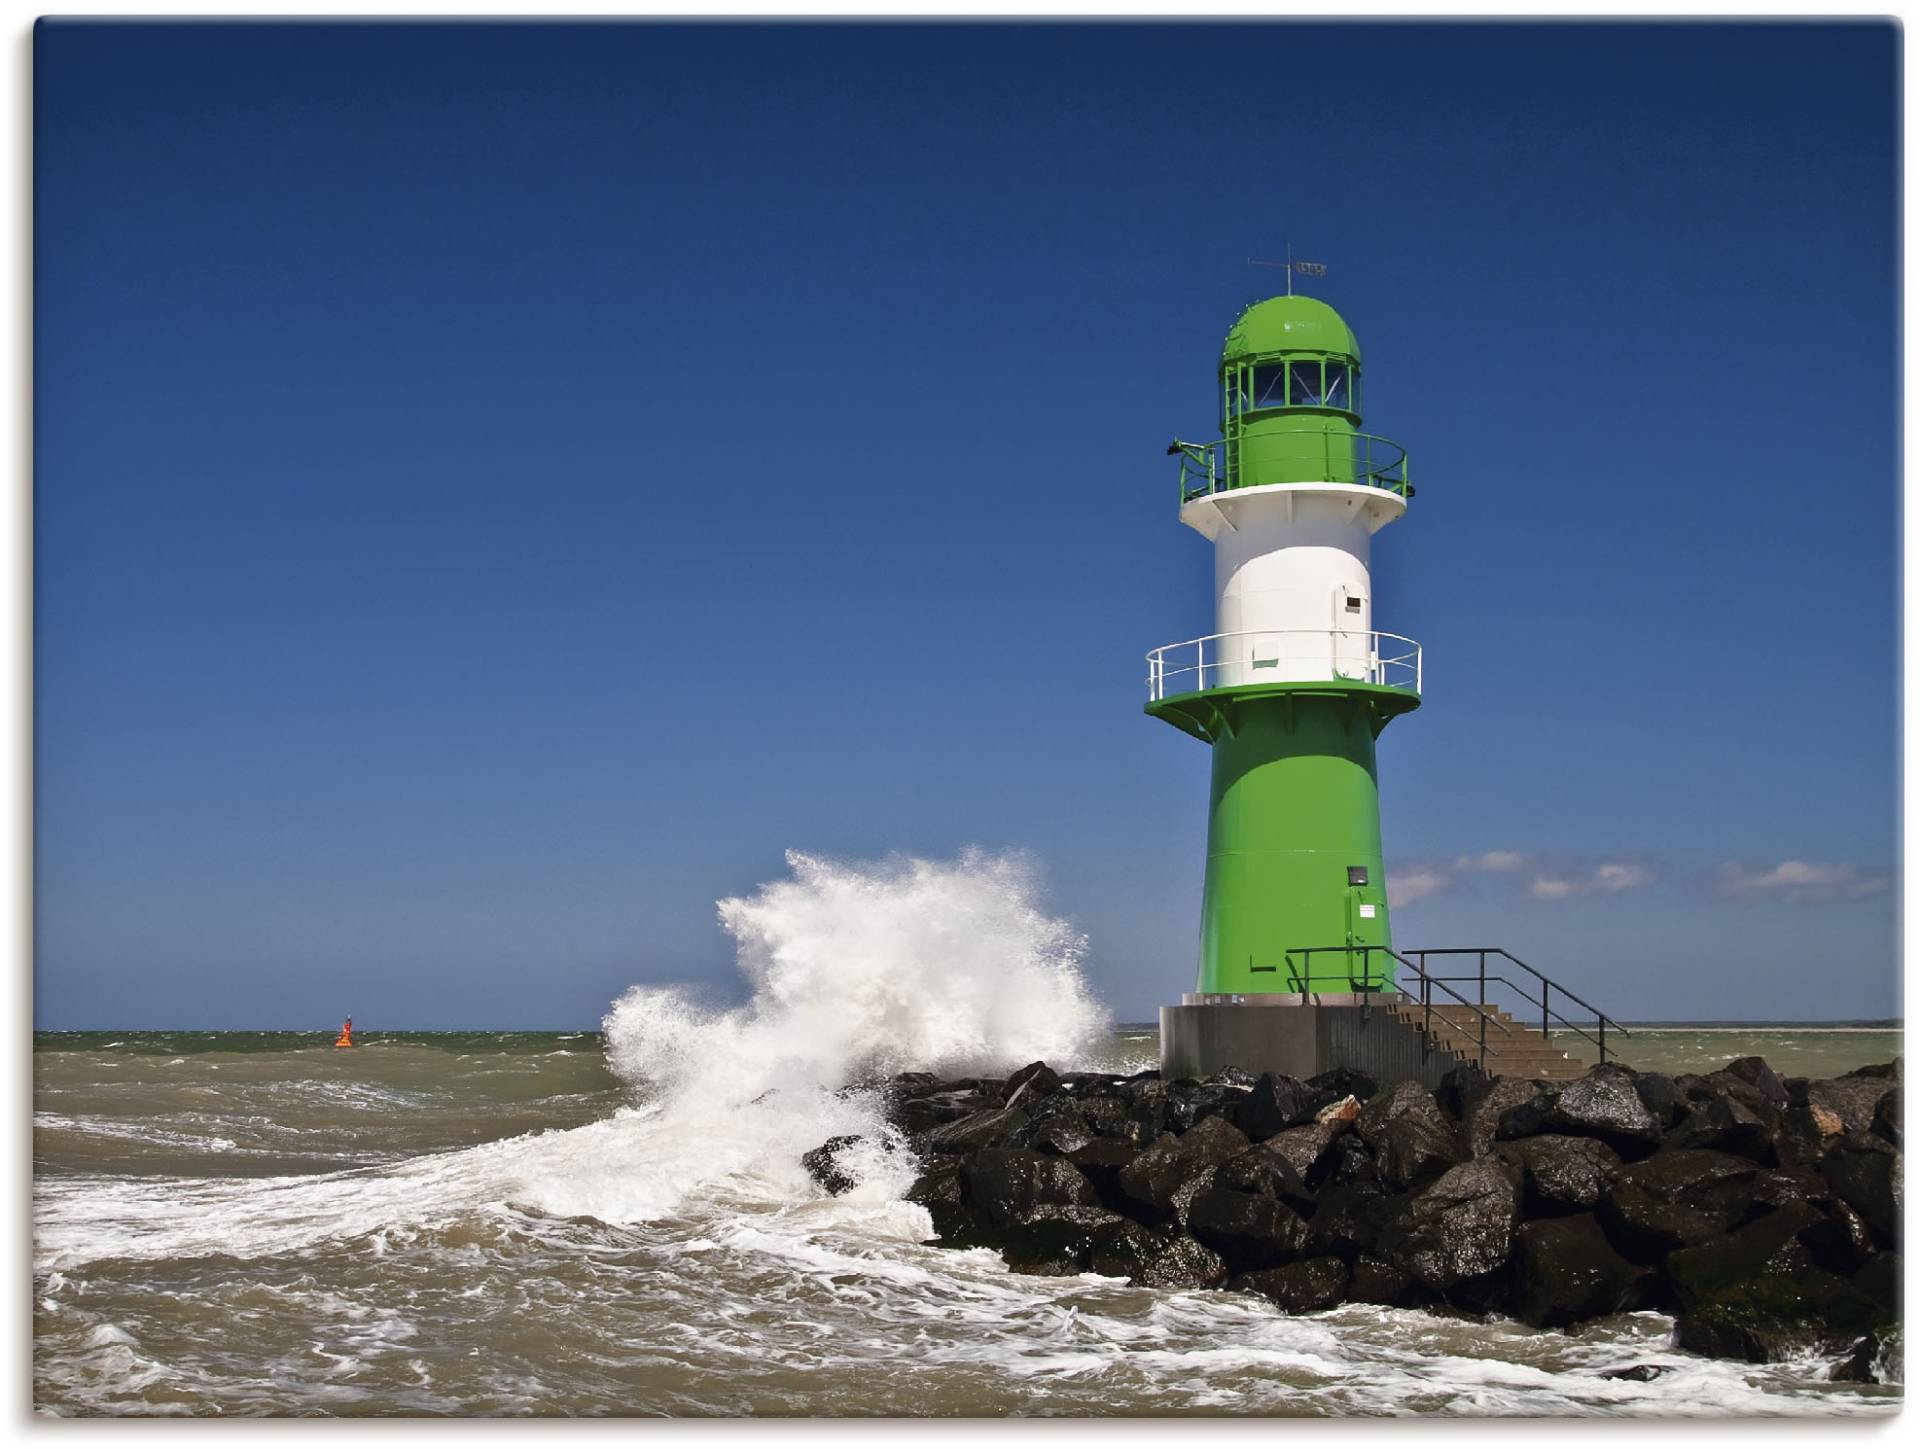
[[1799, 1198, 1878, 1275], [1463, 1078, 1540, 1158], [1002, 1060, 1064, 1108], [1136, 1232, 1230, 1290], [1849, 1249, 1902, 1324], [1630, 1073, 1687, 1131], [1435, 1063, 1490, 1120], [926, 1104, 1031, 1154], [1598, 1150, 1765, 1261], [1257, 1122, 1344, 1188], [1233, 1073, 1320, 1141], [1380, 1156, 1521, 1294], [1113, 1115, 1249, 1225], [1669, 1261, 1866, 1364], [968, 1204, 1129, 1277], [1231, 1256, 1350, 1314], [1058, 1071, 1125, 1095], [1349, 1254, 1414, 1306], [1186, 1183, 1315, 1271], [1308, 1067, 1378, 1103], [963, 1149, 1098, 1230], [1009, 1098, 1096, 1156], [1806, 1076, 1894, 1136], [801, 1134, 866, 1195], [892, 1088, 1000, 1135], [1356, 1081, 1462, 1192], [1599, 1364, 1668, 1382], [1315, 1094, 1362, 1128], [1167, 1079, 1254, 1134], [1207, 1066, 1258, 1088], [1718, 1056, 1789, 1109], [1541, 1068, 1661, 1155], [1066, 1138, 1137, 1206], [1073, 1094, 1137, 1143], [1508, 1213, 1655, 1328], [1664, 1201, 1829, 1311], [1872, 1091, 1902, 1150], [1820, 1132, 1903, 1243], [905, 1161, 974, 1239], [1661, 1095, 1775, 1163], [1307, 1180, 1400, 1261], [1505, 1134, 1621, 1215]]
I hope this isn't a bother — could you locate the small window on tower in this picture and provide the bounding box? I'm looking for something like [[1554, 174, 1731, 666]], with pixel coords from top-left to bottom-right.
[[1323, 362, 1350, 410], [1250, 364, 1287, 409], [1347, 866, 1369, 886], [1345, 594, 1363, 612], [1289, 360, 1324, 406]]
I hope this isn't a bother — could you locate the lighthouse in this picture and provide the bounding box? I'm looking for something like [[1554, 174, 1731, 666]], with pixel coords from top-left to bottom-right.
[[1150, 289, 1423, 1078]]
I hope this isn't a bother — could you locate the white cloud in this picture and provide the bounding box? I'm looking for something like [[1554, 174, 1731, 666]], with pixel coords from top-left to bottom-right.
[[1388, 851, 1656, 908], [1711, 860, 1891, 904]]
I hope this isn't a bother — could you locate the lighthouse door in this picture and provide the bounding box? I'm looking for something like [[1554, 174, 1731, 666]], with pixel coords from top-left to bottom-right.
[[1344, 885, 1389, 988]]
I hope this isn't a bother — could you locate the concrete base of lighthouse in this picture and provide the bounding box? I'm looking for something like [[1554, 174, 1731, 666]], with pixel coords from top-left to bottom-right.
[[1159, 997, 1472, 1091]]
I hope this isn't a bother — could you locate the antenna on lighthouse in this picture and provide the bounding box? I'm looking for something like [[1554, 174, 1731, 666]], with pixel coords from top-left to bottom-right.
[[1247, 247, 1328, 296]]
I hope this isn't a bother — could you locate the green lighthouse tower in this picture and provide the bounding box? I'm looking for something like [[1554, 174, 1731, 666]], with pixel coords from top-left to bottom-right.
[[1151, 291, 1420, 1057]]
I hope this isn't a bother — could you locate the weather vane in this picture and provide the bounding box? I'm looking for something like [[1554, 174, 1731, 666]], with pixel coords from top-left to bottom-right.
[[1246, 245, 1327, 295]]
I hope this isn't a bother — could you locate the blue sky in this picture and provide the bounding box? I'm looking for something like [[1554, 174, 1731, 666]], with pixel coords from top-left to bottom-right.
[[35, 20, 1899, 1027]]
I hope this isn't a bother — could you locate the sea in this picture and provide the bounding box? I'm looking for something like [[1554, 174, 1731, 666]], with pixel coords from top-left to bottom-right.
[[30, 852, 1906, 1417]]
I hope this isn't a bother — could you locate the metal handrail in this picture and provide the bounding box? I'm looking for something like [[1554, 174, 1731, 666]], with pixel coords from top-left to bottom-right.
[[1145, 628, 1422, 700], [1170, 429, 1412, 504], [1406, 948, 1633, 1065], [1282, 944, 1516, 1073]]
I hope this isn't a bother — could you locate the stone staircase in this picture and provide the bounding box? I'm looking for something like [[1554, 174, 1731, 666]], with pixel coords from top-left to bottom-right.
[[1384, 999, 1592, 1083]]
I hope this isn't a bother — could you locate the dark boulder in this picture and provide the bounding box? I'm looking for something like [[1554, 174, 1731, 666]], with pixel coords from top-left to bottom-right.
[[1799, 1198, 1878, 1275], [1670, 1260, 1874, 1365], [1009, 1098, 1096, 1156], [965, 1204, 1129, 1277], [906, 1161, 974, 1239], [1231, 1256, 1350, 1314], [1504, 1134, 1621, 1215], [1058, 1071, 1125, 1095], [1805, 1075, 1894, 1138], [1002, 1060, 1064, 1106], [1186, 1183, 1315, 1271], [1307, 1180, 1401, 1261], [1435, 1063, 1490, 1120], [1661, 1094, 1776, 1163], [1540, 1068, 1661, 1155], [1233, 1073, 1321, 1141], [1598, 1149, 1765, 1261], [1380, 1156, 1522, 1294], [1308, 1067, 1378, 1103], [1664, 1201, 1829, 1312], [801, 1134, 866, 1196], [1066, 1137, 1138, 1206], [1257, 1122, 1345, 1188], [1508, 1213, 1655, 1328], [926, 1104, 1031, 1154], [1167, 1079, 1254, 1134], [1873, 1090, 1902, 1150], [963, 1149, 1099, 1230], [1820, 1133, 1903, 1243], [1631, 1073, 1688, 1131], [1113, 1115, 1250, 1225], [892, 1088, 1000, 1135], [1464, 1078, 1541, 1158], [1085, 1222, 1228, 1289], [1599, 1364, 1669, 1382], [1349, 1254, 1415, 1306], [1074, 1094, 1137, 1142], [1357, 1081, 1463, 1192], [1718, 1056, 1789, 1109]]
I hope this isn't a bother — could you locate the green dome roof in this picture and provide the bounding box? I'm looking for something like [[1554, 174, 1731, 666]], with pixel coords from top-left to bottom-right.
[[1221, 295, 1360, 364]]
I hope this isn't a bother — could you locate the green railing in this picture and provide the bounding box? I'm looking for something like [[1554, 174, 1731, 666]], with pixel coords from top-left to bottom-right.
[[1169, 430, 1412, 504]]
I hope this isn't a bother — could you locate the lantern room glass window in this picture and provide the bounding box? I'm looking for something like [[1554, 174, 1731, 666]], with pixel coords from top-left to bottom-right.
[[1250, 364, 1287, 409], [1322, 362, 1351, 410], [1288, 361, 1324, 407]]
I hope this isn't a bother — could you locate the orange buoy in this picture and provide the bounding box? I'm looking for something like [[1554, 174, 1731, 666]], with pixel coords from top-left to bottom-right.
[[333, 1016, 354, 1048]]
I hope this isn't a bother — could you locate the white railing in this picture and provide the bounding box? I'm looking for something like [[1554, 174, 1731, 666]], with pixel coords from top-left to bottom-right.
[[1145, 629, 1423, 701]]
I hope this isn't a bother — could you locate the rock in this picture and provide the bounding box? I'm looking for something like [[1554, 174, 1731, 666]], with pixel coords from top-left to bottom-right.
[[906, 1161, 974, 1239], [1849, 1249, 1902, 1324], [801, 1134, 866, 1195], [1508, 1213, 1655, 1328], [1799, 1198, 1878, 1275], [1135, 1232, 1230, 1290], [892, 1088, 1000, 1135], [1718, 1056, 1789, 1108], [1002, 1060, 1064, 1108], [1186, 1183, 1315, 1271], [1380, 1156, 1521, 1295], [1541, 1068, 1660, 1155], [1806, 1076, 1894, 1136], [963, 1149, 1099, 1230], [1670, 1262, 1867, 1364], [1820, 1133, 1903, 1243], [1308, 1067, 1378, 1103], [1661, 1095, 1776, 1163], [1066, 1138, 1138, 1206], [1664, 1201, 1829, 1311], [1307, 1180, 1400, 1260], [970, 1205, 1129, 1276], [1207, 1066, 1258, 1088], [1599, 1364, 1668, 1382], [1872, 1091, 1902, 1150], [1233, 1073, 1320, 1141], [1073, 1094, 1137, 1142], [1113, 1114, 1250, 1224], [1009, 1098, 1096, 1156], [1316, 1094, 1362, 1128], [1435, 1063, 1489, 1120], [1231, 1256, 1350, 1314], [1167, 1079, 1253, 1134], [1258, 1122, 1344, 1188], [1631, 1073, 1688, 1131], [1349, 1254, 1414, 1306], [1356, 1082, 1462, 1192], [1599, 1150, 1766, 1261], [926, 1104, 1031, 1154], [1505, 1134, 1621, 1215], [1464, 1078, 1540, 1157]]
